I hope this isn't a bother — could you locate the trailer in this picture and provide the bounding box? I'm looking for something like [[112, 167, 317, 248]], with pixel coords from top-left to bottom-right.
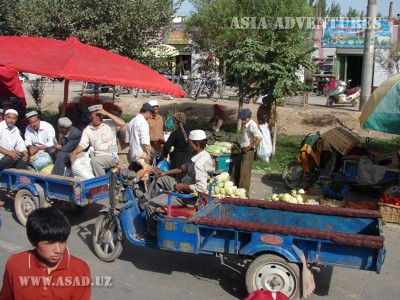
[[0, 168, 109, 225]]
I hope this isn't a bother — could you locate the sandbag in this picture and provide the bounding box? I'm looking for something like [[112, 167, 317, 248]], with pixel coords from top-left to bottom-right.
[[72, 153, 95, 180], [256, 124, 272, 163], [31, 152, 54, 174]]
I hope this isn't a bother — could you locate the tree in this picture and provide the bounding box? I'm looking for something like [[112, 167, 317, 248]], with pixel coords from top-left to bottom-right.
[[186, 0, 315, 132], [375, 43, 400, 75], [346, 6, 360, 18], [312, 0, 328, 17], [0, 0, 183, 60], [327, 1, 341, 18]]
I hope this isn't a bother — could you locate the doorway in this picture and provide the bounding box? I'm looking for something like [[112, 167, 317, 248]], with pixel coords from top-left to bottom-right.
[[337, 55, 363, 88]]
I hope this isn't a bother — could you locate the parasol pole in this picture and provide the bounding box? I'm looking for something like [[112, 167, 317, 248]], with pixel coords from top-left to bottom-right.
[[61, 79, 69, 117]]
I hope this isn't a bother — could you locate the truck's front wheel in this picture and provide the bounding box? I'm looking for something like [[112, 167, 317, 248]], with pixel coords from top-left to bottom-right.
[[245, 254, 300, 300], [14, 189, 39, 226], [93, 214, 123, 262]]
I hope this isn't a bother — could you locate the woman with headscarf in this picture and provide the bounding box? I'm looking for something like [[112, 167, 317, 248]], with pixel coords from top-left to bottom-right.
[[208, 104, 227, 132], [162, 112, 193, 181]]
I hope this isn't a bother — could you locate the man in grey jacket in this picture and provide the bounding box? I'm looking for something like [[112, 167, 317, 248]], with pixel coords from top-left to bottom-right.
[[51, 117, 82, 176]]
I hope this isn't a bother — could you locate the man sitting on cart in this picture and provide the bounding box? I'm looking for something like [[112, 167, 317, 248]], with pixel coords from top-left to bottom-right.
[[70, 104, 123, 177], [24, 110, 56, 157], [0, 109, 28, 170], [143, 130, 214, 240]]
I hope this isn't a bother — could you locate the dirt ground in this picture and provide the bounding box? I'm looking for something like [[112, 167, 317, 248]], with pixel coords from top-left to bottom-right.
[[24, 81, 397, 140]]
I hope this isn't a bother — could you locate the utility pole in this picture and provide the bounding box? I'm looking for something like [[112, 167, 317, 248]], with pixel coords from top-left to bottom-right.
[[359, 0, 377, 111]]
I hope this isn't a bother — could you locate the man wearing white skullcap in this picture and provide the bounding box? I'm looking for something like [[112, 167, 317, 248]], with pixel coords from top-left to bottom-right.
[[24, 110, 56, 157], [142, 129, 214, 240], [50, 117, 82, 176], [147, 100, 165, 159], [0, 109, 28, 170]]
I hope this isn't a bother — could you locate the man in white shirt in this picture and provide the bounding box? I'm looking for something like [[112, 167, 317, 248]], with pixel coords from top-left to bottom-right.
[[24, 110, 56, 156], [128, 103, 155, 172], [0, 109, 28, 170], [143, 130, 214, 239], [70, 104, 122, 177]]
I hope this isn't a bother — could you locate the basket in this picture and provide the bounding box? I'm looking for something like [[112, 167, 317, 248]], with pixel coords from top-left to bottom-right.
[[321, 127, 360, 155], [379, 203, 400, 224]]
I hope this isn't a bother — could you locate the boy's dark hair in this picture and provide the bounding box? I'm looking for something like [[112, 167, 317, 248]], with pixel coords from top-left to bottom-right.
[[26, 207, 71, 246]]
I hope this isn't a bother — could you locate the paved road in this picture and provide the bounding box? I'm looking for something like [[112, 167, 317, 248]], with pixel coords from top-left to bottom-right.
[[1, 173, 399, 299]]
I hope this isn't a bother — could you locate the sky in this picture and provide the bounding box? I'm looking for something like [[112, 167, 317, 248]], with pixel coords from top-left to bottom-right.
[[176, 0, 397, 17]]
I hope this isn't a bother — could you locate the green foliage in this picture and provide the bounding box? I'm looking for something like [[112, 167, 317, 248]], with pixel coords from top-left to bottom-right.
[[27, 79, 45, 111], [229, 38, 315, 102], [186, 0, 316, 131], [346, 6, 361, 18], [327, 1, 341, 17], [312, 0, 327, 17], [253, 134, 302, 174], [0, 0, 182, 60]]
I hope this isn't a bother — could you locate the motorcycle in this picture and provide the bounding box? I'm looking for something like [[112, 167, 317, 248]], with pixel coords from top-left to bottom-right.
[[178, 75, 193, 98], [326, 80, 360, 107], [191, 76, 216, 100], [281, 133, 399, 195]]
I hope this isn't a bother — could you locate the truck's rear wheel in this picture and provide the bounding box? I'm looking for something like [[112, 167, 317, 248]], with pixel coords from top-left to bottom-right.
[[282, 161, 314, 190], [14, 189, 39, 226], [246, 254, 300, 300], [93, 214, 123, 262]]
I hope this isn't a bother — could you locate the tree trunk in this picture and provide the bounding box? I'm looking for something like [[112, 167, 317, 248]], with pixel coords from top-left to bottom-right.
[[237, 85, 244, 132]]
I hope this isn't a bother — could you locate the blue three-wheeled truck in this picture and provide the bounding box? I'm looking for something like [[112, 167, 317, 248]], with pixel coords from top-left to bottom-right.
[[92, 169, 386, 299]]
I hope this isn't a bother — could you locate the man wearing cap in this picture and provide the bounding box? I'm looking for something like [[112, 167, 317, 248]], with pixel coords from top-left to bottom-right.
[[147, 100, 165, 156], [50, 117, 82, 176], [0, 109, 28, 170], [70, 104, 122, 177], [128, 103, 154, 172], [143, 129, 214, 239], [24, 110, 57, 156], [235, 108, 262, 198]]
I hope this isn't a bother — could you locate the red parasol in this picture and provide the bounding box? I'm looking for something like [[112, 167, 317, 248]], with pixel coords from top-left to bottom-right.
[[0, 36, 185, 115]]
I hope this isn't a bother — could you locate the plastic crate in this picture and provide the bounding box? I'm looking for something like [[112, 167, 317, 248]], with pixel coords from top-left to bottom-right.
[[214, 154, 239, 172]]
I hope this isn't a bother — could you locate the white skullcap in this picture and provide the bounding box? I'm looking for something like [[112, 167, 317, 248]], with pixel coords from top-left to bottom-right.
[[58, 117, 72, 128], [148, 100, 159, 107], [25, 110, 38, 118], [189, 130, 207, 141], [88, 104, 103, 112], [5, 109, 18, 116]]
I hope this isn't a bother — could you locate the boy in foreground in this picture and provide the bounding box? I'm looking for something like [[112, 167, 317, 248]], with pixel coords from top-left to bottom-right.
[[0, 207, 91, 299]]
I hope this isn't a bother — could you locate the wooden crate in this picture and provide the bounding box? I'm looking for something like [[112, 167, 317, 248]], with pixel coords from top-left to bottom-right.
[[322, 127, 360, 155], [379, 203, 400, 224]]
